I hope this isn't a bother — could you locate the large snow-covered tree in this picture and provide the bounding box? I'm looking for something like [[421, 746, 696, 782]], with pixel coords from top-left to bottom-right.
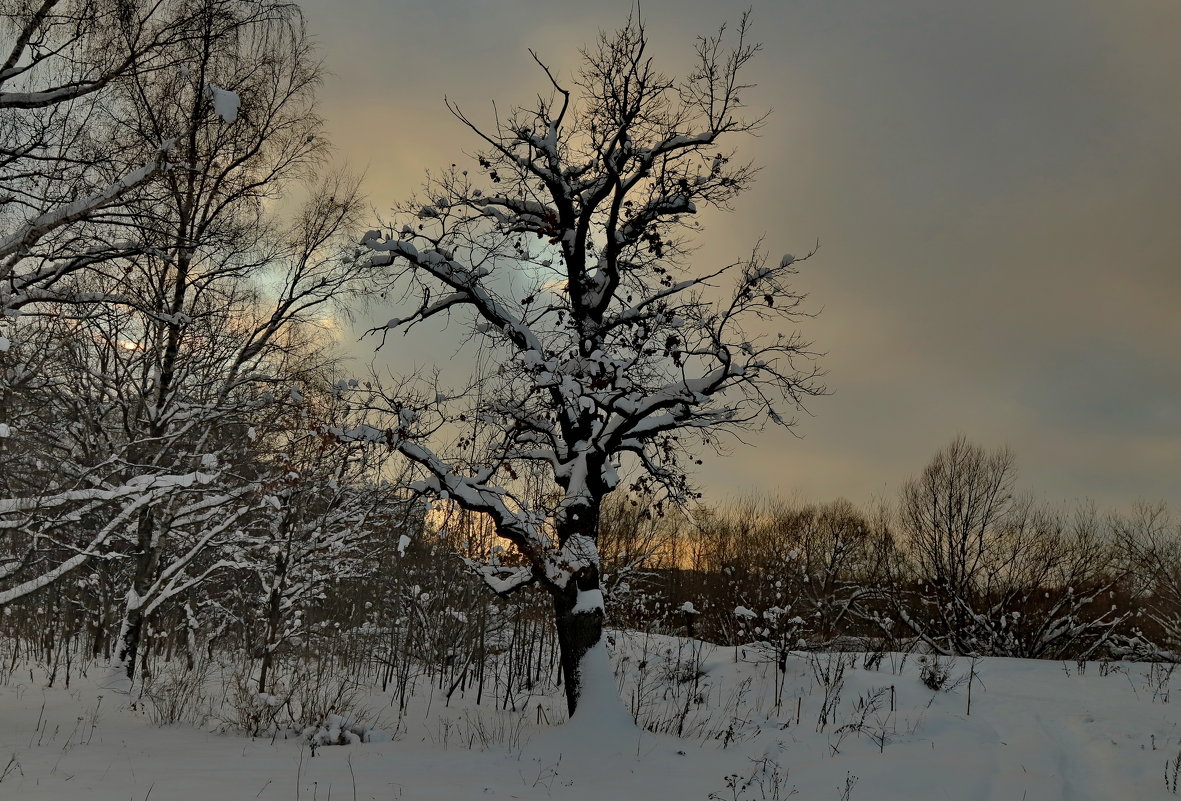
[[355, 14, 823, 715]]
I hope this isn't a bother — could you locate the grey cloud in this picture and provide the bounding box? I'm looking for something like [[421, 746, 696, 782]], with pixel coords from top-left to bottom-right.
[[304, 0, 1181, 509]]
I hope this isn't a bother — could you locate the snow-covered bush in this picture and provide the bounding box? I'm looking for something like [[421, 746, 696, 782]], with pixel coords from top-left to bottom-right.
[[302, 713, 392, 747], [137, 654, 215, 727], [678, 496, 887, 656], [917, 654, 959, 692]]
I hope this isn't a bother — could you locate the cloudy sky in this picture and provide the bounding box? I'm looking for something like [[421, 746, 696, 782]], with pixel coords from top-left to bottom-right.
[[298, 0, 1181, 510]]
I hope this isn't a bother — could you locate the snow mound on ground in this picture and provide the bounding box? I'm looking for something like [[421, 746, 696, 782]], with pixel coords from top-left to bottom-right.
[[537, 640, 639, 759], [302, 713, 391, 746]]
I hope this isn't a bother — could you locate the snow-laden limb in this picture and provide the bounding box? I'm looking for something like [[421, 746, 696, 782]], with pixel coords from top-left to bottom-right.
[[1, 247, 149, 312], [0, 0, 215, 112], [383, 434, 560, 579], [0, 490, 154, 606], [133, 497, 253, 620], [463, 561, 535, 596], [0, 149, 171, 263], [0, 470, 210, 516], [0, 470, 215, 606], [362, 233, 546, 359]]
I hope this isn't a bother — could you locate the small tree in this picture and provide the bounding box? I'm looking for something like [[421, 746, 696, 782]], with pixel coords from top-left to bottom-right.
[[236, 392, 407, 695], [356, 14, 823, 716], [896, 436, 1018, 650], [1117, 502, 1181, 658], [789, 498, 887, 644]]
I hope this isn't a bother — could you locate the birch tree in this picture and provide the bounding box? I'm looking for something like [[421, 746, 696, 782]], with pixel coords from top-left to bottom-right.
[[1, 1, 378, 681], [356, 14, 823, 715], [0, 0, 199, 310], [1, 0, 200, 582]]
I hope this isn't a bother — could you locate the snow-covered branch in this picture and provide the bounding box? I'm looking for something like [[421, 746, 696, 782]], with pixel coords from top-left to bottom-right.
[[0, 150, 170, 264]]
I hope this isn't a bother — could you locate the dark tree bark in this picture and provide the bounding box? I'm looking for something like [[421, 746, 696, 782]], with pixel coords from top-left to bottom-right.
[[552, 568, 605, 716]]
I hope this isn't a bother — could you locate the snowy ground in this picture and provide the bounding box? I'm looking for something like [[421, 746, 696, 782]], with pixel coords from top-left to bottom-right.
[[1, 633, 1179, 800]]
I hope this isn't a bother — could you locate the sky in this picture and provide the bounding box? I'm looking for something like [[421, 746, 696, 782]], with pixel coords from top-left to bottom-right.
[[298, 0, 1181, 511]]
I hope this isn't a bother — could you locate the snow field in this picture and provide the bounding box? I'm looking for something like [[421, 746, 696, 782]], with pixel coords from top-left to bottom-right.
[[0, 633, 1179, 800]]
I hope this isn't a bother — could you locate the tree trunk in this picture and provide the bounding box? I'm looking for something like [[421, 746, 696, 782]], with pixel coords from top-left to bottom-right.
[[115, 244, 190, 681], [257, 580, 284, 695], [550, 495, 606, 717], [117, 508, 161, 679], [117, 606, 146, 680], [552, 566, 605, 718], [184, 602, 199, 671]]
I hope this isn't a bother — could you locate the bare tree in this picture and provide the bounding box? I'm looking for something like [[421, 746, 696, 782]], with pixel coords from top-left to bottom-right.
[[0, 0, 202, 305], [897, 436, 1018, 647], [893, 437, 1126, 658], [1117, 502, 1181, 658], [354, 13, 823, 715]]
